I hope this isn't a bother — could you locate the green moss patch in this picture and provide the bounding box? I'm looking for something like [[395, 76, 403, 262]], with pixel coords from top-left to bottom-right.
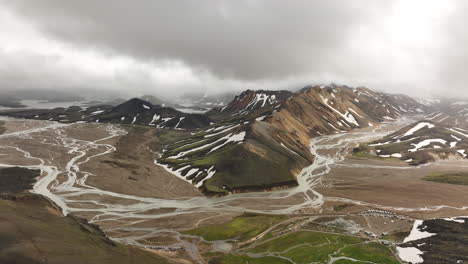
[[183, 213, 286, 242], [423, 172, 468, 185]]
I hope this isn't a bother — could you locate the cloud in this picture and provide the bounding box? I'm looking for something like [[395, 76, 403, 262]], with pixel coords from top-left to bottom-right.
[[1, 0, 468, 98]]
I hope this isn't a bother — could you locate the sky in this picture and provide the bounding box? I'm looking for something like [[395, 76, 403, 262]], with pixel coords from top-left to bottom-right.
[[0, 0, 466, 99]]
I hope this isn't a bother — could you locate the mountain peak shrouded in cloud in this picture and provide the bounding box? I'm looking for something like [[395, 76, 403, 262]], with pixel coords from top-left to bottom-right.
[[0, 0, 467, 98]]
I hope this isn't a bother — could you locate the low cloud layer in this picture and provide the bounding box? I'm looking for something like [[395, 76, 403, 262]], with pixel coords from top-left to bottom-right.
[[0, 0, 467, 99]]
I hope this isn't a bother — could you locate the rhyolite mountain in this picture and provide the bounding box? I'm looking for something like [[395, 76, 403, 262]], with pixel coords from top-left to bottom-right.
[[158, 85, 430, 195]]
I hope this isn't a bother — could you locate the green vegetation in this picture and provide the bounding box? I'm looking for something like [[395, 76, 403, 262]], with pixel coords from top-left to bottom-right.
[[247, 231, 398, 264], [183, 213, 287, 241], [0, 121, 5, 135], [423, 172, 468, 185], [351, 144, 400, 162], [155, 128, 192, 146], [333, 204, 353, 212], [159, 135, 297, 195], [337, 242, 399, 264], [203, 144, 297, 194], [207, 253, 291, 264]]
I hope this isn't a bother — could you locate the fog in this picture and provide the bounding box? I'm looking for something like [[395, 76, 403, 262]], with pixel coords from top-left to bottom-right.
[[1, 0, 468, 99]]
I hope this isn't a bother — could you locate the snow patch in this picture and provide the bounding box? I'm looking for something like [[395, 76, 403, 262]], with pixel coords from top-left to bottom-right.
[[402, 122, 434, 137]]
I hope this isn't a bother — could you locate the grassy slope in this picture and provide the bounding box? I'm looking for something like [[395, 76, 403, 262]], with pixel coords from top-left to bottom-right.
[[0, 121, 5, 135], [207, 253, 291, 264], [183, 213, 286, 241], [249, 231, 398, 264], [203, 144, 297, 194], [184, 214, 399, 264], [423, 172, 468, 185], [351, 144, 400, 162], [0, 194, 170, 264], [158, 125, 298, 195]]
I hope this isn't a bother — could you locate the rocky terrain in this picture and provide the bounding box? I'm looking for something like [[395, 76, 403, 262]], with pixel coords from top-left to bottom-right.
[[0, 167, 174, 264]]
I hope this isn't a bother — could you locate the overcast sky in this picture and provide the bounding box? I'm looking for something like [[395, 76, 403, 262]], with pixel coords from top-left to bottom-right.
[[0, 0, 467, 99]]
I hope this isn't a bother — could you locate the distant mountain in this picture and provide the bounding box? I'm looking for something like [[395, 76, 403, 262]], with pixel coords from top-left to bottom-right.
[[1, 98, 211, 130], [88, 98, 211, 129], [157, 85, 430, 195], [139, 95, 171, 107], [175, 92, 236, 109], [366, 120, 468, 165]]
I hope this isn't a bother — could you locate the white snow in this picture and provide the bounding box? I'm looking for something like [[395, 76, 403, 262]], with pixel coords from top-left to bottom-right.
[[195, 166, 216, 187], [131, 115, 138, 124], [409, 139, 447, 152], [149, 114, 160, 125], [402, 122, 434, 137], [121, 116, 126, 121], [450, 141, 458, 148], [458, 149, 467, 158], [204, 124, 240, 138], [256, 115, 266, 121], [175, 117, 186, 129], [391, 153, 402, 158], [91, 110, 105, 115], [449, 128, 468, 138], [397, 247, 424, 264], [143, 104, 150, 109], [404, 220, 436, 243], [280, 143, 300, 156], [443, 217, 466, 223], [170, 131, 246, 159], [319, 94, 359, 127], [209, 132, 246, 153]]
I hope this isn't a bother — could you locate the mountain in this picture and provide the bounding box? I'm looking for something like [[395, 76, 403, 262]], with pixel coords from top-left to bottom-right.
[[175, 91, 236, 109], [362, 119, 468, 165], [88, 98, 211, 129], [207, 90, 294, 119], [1, 98, 211, 130], [157, 85, 429, 195], [1, 85, 434, 194]]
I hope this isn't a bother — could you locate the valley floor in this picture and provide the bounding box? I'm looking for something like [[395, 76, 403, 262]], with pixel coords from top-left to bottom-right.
[[1, 116, 468, 263]]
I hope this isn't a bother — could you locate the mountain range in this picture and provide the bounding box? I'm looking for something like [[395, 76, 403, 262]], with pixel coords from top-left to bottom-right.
[[4, 84, 454, 196]]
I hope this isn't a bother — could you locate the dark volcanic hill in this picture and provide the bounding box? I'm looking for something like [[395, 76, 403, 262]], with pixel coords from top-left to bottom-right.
[[1, 98, 211, 130]]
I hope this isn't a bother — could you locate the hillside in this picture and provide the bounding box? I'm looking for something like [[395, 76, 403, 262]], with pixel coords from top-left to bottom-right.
[[0, 167, 172, 264], [157, 85, 428, 195]]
